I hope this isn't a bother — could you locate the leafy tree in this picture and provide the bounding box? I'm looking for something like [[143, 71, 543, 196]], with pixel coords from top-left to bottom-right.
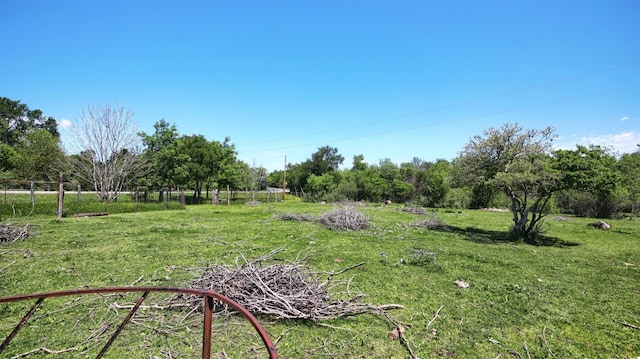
[[0, 143, 18, 178], [307, 172, 340, 201], [361, 165, 390, 202], [178, 135, 212, 202], [15, 129, 66, 184], [309, 145, 344, 175], [554, 145, 621, 218], [352, 154, 367, 172], [617, 151, 640, 214], [267, 170, 285, 188], [139, 120, 189, 200], [0, 97, 59, 146], [423, 159, 452, 207], [178, 135, 238, 203], [286, 146, 345, 195], [456, 123, 558, 243]]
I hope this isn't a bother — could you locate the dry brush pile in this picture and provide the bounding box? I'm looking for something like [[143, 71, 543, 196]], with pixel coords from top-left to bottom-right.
[[408, 213, 449, 230], [0, 224, 30, 245], [316, 207, 370, 231], [170, 248, 401, 321], [275, 206, 371, 231]]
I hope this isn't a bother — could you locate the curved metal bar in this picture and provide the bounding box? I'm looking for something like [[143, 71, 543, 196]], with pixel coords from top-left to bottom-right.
[[0, 287, 278, 359]]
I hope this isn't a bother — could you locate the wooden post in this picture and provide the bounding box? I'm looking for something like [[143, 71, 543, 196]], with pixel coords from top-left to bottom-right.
[[57, 173, 64, 218], [30, 181, 35, 205], [226, 185, 230, 205], [77, 184, 81, 202], [283, 155, 287, 202]]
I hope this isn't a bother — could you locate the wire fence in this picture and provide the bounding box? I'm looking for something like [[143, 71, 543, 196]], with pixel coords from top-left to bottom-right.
[[0, 180, 290, 220]]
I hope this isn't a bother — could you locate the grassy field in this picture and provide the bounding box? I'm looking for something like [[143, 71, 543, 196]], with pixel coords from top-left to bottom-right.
[[1, 200, 638, 358]]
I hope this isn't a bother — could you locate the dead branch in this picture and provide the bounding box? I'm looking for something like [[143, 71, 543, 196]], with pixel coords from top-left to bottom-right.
[[379, 310, 418, 359], [489, 338, 523, 359], [130, 275, 144, 286], [72, 262, 92, 289], [73, 212, 109, 218], [426, 304, 444, 330], [0, 260, 17, 274], [11, 346, 79, 358], [620, 321, 640, 330], [539, 326, 557, 358], [523, 340, 531, 359]]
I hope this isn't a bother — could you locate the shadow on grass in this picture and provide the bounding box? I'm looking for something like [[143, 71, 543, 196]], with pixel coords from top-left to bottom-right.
[[441, 225, 580, 247]]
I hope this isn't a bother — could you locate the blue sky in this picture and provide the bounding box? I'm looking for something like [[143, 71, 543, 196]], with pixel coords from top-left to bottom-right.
[[1, 0, 638, 171]]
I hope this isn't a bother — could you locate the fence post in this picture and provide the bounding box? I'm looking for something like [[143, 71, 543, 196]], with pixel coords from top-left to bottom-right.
[[77, 184, 81, 202], [30, 181, 35, 205], [57, 174, 64, 218]]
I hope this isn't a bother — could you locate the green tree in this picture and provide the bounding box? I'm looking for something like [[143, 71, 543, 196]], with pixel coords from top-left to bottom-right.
[[178, 135, 238, 203], [617, 151, 640, 214], [456, 123, 559, 243], [286, 146, 345, 196], [140, 120, 189, 200], [554, 145, 621, 218], [15, 129, 66, 183], [179, 135, 212, 203], [423, 159, 452, 207], [0, 143, 18, 178], [0, 97, 59, 146], [309, 145, 344, 175]]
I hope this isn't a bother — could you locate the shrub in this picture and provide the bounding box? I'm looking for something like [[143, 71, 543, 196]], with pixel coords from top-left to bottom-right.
[[402, 248, 436, 266]]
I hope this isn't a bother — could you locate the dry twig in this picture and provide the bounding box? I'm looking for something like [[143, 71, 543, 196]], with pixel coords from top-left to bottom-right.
[[620, 321, 640, 330], [11, 346, 79, 358], [426, 304, 444, 330], [0, 260, 17, 274], [539, 326, 557, 358]]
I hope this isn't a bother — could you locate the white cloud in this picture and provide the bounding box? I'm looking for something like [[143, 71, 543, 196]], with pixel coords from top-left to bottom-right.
[[620, 116, 629, 122], [59, 119, 72, 129], [555, 131, 640, 154]]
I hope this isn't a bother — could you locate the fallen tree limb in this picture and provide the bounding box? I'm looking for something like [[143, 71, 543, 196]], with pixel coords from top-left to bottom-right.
[[73, 212, 109, 218], [620, 321, 640, 330]]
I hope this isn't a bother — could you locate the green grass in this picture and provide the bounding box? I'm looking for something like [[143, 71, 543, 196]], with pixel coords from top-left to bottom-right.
[[1, 202, 638, 358]]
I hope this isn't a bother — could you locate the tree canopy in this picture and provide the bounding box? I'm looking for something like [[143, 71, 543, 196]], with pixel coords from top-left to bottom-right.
[[455, 123, 559, 243]]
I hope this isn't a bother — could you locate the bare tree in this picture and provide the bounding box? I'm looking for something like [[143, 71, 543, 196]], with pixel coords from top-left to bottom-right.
[[70, 104, 147, 201]]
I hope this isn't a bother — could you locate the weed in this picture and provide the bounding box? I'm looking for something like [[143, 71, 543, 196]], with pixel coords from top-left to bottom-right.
[[401, 247, 436, 266]]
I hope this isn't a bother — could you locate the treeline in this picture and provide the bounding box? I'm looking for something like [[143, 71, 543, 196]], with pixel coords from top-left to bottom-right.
[[268, 143, 640, 219], [1, 98, 639, 219]]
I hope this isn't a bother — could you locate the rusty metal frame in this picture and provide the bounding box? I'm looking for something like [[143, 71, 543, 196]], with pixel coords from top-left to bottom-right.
[[0, 287, 278, 358]]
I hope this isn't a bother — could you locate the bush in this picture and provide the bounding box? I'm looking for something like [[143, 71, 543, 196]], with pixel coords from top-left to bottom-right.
[[555, 190, 623, 218]]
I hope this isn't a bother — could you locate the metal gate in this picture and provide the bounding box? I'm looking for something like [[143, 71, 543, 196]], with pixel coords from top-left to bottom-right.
[[0, 286, 278, 358]]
